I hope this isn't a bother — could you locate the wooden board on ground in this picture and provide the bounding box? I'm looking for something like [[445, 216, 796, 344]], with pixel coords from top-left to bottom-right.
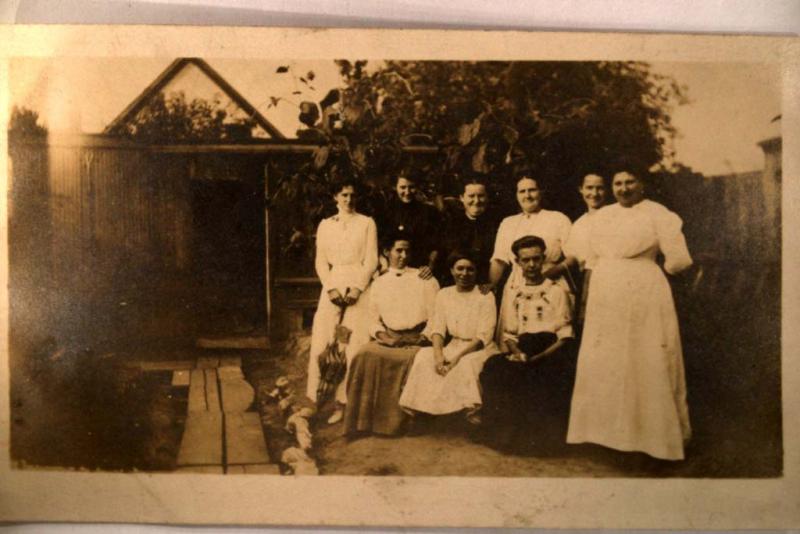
[[205, 369, 221, 412], [171, 369, 191, 387], [219, 356, 242, 368], [196, 356, 219, 369], [225, 412, 270, 466], [177, 411, 223, 467], [219, 374, 255, 413], [187, 369, 207, 412], [196, 336, 269, 350], [218, 366, 245, 381]]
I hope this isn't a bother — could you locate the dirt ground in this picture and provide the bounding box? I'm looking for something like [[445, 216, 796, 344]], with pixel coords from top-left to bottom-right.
[[9, 254, 781, 478], [252, 260, 782, 479]]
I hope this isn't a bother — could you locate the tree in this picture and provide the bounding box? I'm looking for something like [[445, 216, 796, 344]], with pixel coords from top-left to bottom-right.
[[8, 106, 48, 139], [278, 60, 687, 220], [107, 91, 257, 144], [268, 61, 687, 273]]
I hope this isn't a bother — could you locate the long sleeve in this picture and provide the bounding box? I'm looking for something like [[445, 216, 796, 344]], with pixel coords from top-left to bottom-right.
[[501, 289, 520, 343], [490, 217, 512, 265], [476, 293, 497, 347], [421, 277, 440, 339], [555, 212, 573, 259], [367, 282, 384, 338], [314, 220, 332, 291], [551, 286, 574, 340], [357, 217, 379, 290], [429, 289, 448, 339], [656, 207, 693, 275]]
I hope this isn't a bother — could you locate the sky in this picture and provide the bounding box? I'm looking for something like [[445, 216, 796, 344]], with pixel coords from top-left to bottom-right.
[[9, 57, 781, 176]]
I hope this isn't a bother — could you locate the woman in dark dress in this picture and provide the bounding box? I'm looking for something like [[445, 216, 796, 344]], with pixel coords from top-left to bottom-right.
[[437, 175, 499, 286], [479, 235, 575, 454], [376, 172, 440, 279]]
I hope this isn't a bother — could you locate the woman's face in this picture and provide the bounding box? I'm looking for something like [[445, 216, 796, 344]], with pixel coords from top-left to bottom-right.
[[516, 177, 542, 214], [386, 240, 411, 270], [580, 174, 606, 210], [451, 258, 477, 289], [395, 177, 417, 204], [612, 172, 644, 207], [460, 183, 487, 218], [334, 185, 357, 213]]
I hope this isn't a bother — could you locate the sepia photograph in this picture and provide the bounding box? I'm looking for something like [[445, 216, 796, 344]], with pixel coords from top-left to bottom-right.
[[0, 26, 797, 528]]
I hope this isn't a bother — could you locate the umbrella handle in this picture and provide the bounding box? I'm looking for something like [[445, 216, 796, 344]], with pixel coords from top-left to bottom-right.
[[337, 288, 350, 325]]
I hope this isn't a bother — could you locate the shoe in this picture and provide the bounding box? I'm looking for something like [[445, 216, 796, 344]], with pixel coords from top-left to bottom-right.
[[464, 407, 482, 426], [327, 407, 344, 425]]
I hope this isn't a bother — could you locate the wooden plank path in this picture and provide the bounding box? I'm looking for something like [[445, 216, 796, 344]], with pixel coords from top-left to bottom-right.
[[157, 356, 277, 475]]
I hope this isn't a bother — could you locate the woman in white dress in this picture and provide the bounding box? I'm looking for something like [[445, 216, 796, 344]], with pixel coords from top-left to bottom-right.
[[399, 251, 498, 418], [567, 171, 693, 460], [307, 179, 379, 424]]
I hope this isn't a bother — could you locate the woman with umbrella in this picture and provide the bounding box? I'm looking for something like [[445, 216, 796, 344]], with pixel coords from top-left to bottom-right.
[[306, 178, 379, 424]]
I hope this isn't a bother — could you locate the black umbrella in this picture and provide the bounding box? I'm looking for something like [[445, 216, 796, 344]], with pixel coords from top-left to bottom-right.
[[315, 292, 352, 405]]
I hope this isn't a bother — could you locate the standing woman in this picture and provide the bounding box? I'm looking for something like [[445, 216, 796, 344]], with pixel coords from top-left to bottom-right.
[[567, 171, 693, 461], [563, 173, 607, 328], [377, 172, 440, 278], [437, 175, 499, 285], [307, 178, 379, 424]]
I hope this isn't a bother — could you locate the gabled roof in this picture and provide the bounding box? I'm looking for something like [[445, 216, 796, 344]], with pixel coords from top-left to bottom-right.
[[103, 58, 285, 139]]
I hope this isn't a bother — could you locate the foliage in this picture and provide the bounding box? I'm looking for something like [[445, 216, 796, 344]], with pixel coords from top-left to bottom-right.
[[8, 106, 48, 138], [108, 91, 257, 144], [270, 60, 687, 242]]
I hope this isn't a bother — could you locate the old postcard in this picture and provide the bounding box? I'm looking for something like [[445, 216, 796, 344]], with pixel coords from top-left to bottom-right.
[[0, 25, 797, 528]]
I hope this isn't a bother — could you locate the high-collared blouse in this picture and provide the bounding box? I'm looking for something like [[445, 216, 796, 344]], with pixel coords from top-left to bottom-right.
[[315, 212, 379, 293], [367, 267, 440, 338]]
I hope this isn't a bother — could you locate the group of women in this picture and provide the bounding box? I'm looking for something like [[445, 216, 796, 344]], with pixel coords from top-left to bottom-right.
[[306, 168, 693, 462]]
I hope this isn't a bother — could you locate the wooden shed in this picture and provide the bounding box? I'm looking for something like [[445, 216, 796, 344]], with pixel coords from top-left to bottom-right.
[[8, 58, 321, 347]]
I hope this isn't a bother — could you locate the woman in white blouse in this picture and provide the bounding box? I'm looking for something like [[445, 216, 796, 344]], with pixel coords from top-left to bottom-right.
[[399, 250, 498, 418], [307, 179, 379, 424], [567, 171, 693, 461]]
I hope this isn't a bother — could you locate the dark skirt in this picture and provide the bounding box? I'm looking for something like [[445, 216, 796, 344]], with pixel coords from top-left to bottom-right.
[[479, 332, 576, 454], [344, 341, 422, 436]]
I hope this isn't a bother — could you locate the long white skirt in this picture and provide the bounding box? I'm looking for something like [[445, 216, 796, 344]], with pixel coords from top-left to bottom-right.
[[567, 257, 690, 460], [306, 287, 371, 405], [399, 339, 497, 415]]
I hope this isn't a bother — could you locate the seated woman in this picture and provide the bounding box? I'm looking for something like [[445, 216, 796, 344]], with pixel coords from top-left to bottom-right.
[[399, 250, 498, 420], [344, 235, 439, 436], [479, 235, 575, 454]]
